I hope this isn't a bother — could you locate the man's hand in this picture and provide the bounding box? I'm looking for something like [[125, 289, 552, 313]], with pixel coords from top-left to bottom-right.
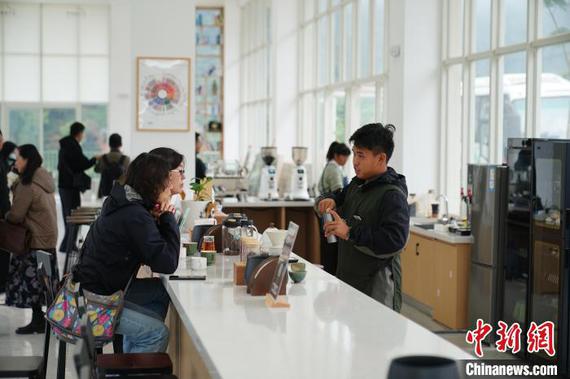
[[323, 209, 349, 240], [318, 198, 336, 215]]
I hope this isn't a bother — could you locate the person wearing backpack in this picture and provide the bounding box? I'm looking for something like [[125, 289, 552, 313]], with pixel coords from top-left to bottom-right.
[[95, 133, 130, 198], [316, 123, 410, 312]]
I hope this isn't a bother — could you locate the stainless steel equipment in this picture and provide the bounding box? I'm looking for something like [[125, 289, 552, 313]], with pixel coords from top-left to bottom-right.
[[258, 147, 279, 200], [289, 146, 310, 200], [467, 164, 508, 344]]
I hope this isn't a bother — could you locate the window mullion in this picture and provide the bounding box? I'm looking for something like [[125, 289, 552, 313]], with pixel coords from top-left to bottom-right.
[[489, 0, 499, 163]]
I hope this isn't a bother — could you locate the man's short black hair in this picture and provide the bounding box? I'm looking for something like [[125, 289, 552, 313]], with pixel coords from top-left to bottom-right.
[[195, 132, 201, 142], [349, 123, 396, 161], [109, 133, 122, 149], [70, 122, 86, 137]]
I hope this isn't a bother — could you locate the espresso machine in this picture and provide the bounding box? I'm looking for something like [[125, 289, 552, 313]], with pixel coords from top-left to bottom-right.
[[258, 146, 279, 201], [289, 146, 310, 200]]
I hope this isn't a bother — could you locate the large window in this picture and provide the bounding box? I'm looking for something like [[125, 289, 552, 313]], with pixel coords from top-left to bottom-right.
[[0, 3, 109, 175], [239, 0, 272, 153], [298, 0, 387, 183], [441, 0, 570, 213]]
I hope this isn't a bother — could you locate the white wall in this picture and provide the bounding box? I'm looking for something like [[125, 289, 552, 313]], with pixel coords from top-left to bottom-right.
[[385, 0, 441, 195], [105, 0, 196, 175]]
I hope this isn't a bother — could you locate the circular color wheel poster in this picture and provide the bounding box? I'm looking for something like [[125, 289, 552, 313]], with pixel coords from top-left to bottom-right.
[[137, 57, 191, 131]]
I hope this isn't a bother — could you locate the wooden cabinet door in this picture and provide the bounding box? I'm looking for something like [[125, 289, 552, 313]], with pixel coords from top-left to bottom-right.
[[401, 234, 419, 299], [433, 241, 471, 329], [416, 235, 435, 307]]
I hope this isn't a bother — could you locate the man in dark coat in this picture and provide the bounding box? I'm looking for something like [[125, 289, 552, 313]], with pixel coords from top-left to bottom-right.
[[57, 122, 98, 252], [316, 123, 410, 312]]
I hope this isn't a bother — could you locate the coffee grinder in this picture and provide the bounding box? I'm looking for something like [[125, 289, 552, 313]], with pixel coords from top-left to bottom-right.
[[258, 146, 279, 201], [289, 146, 310, 200]]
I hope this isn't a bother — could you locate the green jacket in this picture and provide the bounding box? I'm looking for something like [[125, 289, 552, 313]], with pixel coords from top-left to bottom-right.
[[318, 167, 410, 311]]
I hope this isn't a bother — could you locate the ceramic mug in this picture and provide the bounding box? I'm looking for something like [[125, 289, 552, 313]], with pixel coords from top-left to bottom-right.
[[190, 256, 207, 271]]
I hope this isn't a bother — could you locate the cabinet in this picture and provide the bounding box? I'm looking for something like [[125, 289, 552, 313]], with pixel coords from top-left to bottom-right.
[[402, 231, 471, 329], [401, 233, 435, 307], [433, 241, 471, 329]]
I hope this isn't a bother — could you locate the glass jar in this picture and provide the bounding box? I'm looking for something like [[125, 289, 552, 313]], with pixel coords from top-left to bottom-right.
[[222, 218, 241, 255], [201, 235, 216, 252]]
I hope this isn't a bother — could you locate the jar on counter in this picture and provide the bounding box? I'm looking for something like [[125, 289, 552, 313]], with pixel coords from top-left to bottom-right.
[[222, 218, 242, 255]]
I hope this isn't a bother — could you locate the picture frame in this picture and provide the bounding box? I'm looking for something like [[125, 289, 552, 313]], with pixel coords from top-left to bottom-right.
[[136, 57, 191, 131]]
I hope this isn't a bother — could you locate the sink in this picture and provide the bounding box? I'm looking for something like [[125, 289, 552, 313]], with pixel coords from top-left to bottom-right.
[[414, 224, 435, 230]]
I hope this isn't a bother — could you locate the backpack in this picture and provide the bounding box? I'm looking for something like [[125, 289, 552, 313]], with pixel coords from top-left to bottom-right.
[[99, 155, 126, 198]]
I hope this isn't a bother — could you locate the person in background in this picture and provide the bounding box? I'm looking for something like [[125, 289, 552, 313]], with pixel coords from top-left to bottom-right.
[[5, 144, 58, 334], [318, 142, 351, 195], [317, 141, 351, 275], [57, 122, 99, 252], [0, 135, 16, 217], [95, 133, 130, 199], [195, 133, 207, 180], [72, 153, 179, 352], [316, 123, 409, 312]]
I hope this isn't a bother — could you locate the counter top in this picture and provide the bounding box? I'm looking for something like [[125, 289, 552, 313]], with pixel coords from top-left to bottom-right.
[[222, 197, 314, 208], [163, 254, 473, 379], [410, 225, 474, 244]]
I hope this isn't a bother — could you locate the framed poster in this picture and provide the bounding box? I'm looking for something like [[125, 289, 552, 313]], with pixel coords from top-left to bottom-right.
[[136, 57, 191, 131], [268, 222, 299, 301]]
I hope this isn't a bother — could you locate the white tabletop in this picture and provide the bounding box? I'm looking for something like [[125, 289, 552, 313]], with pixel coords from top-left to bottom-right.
[[410, 225, 474, 245], [163, 254, 473, 379]]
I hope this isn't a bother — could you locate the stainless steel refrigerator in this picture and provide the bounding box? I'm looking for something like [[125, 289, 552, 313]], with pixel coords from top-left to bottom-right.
[[467, 164, 508, 343]]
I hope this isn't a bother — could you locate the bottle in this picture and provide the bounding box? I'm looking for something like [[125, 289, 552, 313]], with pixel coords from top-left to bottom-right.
[[322, 213, 338, 243], [466, 188, 473, 227], [426, 189, 436, 218], [459, 187, 467, 222]]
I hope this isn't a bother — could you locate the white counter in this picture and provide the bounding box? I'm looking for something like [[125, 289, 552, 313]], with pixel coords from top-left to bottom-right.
[[163, 254, 473, 379], [222, 197, 314, 208], [410, 225, 474, 244]]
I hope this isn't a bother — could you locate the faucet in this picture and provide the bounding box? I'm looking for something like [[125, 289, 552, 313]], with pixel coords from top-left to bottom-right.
[[436, 194, 449, 224]]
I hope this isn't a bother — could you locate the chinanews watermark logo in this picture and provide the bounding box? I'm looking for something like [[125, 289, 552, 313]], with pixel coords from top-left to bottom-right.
[[460, 319, 559, 378]]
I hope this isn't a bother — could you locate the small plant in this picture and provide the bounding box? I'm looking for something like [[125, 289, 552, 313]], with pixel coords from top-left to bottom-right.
[[190, 177, 213, 201]]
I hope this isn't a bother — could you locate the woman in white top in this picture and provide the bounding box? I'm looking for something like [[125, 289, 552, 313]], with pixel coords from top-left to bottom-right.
[[317, 141, 351, 276], [318, 142, 351, 195]]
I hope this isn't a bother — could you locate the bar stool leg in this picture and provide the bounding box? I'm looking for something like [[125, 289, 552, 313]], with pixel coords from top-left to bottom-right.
[[56, 340, 66, 379]]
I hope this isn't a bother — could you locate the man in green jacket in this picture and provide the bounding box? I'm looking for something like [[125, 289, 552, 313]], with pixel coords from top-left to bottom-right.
[[317, 123, 410, 312]]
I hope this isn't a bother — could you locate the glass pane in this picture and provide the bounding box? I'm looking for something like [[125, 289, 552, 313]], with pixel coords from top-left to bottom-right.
[[331, 10, 341, 83], [542, 0, 570, 38], [316, 92, 325, 168], [304, 0, 315, 21], [43, 108, 76, 174], [344, 4, 353, 81], [471, 59, 490, 163], [4, 56, 40, 102], [446, 64, 463, 214], [374, 0, 385, 74], [42, 57, 78, 102], [80, 57, 109, 102], [473, 0, 491, 53], [332, 0, 340, 6], [359, 84, 376, 125], [358, 0, 371, 78], [448, 0, 464, 57], [317, 17, 328, 86], [302, 93, 315, 149], [538, 43, 570, 139], [502, 52, 526, 160], [81, 105, 108, 154], [333, 91, 346, 142], [501, 0, 527, 46], [4, 4, 40, 53], [42, 4, 78, 55], [318, 0, 328, 14], [303, 24, 315, 89], [79, 5, 109, 55], [531, 141, 565, 360], [8, 108, 40, 147], [0, 58, 3, 101]]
